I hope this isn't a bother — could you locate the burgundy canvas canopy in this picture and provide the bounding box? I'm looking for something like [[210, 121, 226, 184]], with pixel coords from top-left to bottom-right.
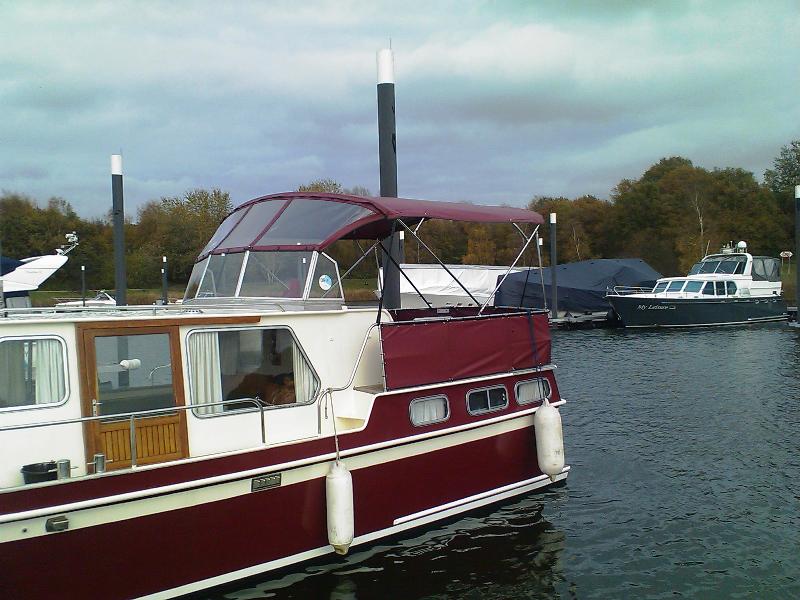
[[198, 192, 543, 259]]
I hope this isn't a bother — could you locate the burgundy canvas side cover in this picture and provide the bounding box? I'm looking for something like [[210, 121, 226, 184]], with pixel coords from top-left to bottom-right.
[[380, 312, 551, 391]]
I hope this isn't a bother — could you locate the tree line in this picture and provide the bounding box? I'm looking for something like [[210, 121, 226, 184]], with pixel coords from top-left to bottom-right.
[[1, 141, 798, 292]]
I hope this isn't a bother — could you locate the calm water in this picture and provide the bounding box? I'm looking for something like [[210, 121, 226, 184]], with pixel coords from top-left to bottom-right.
[[206, 324, 800, 600]]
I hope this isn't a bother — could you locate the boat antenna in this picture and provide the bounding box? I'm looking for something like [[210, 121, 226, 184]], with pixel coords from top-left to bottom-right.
[[56, 232, 79, 256]]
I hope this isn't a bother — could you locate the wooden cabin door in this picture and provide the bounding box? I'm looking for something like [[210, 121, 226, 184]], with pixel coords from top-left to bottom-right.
[[79, 325, 189, 470]]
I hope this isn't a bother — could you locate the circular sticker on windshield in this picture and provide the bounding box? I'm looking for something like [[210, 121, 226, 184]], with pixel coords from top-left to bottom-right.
[[318, 274, 333, 290]]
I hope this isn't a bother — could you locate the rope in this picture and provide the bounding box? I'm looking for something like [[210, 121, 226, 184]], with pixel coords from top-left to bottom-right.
[[524, 309, 548, 402], [325, 389, 342, 464]]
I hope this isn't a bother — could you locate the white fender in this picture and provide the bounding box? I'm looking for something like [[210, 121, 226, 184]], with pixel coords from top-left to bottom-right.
[[326, 461, 354, 555], [533, 397, 565, 480]]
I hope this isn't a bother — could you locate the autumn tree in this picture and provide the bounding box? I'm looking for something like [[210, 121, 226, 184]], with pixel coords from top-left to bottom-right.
[[764, 139, 800, 243], [297, 179, 343, 194], [606, 158, 788, 274], [528, 195, 613, 265], [129, 188, 232, 285], [461, 224, 497, 265]]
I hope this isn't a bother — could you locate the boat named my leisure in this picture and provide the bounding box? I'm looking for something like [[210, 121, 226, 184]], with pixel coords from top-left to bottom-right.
[[606, 242, 787, 327]]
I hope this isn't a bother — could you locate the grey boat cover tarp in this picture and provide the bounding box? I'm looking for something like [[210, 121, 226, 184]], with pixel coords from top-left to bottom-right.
[[495, 258, 663, 313]]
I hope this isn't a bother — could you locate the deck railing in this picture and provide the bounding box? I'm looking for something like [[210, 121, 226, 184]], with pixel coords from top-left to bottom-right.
[[0, 398, 266, 473], [608, 286, 653, 296]]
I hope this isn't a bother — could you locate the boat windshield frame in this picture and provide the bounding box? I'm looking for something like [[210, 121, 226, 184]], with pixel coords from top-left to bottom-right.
[[688, 255, 747, 276], [184, 250, 345, 303]]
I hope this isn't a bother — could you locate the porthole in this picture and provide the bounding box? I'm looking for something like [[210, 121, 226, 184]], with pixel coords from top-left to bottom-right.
[[515, 378, 551, 405], [409, 395, 450, 426], [466, 385, 508, 415]]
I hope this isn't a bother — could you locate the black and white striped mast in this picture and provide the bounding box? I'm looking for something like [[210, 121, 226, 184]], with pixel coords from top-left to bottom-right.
[[111, 154, 127, 306], [377, 47, 403, 309]]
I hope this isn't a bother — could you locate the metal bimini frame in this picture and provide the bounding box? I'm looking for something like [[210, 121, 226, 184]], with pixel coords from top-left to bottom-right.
[[321, 216, 548, 316]]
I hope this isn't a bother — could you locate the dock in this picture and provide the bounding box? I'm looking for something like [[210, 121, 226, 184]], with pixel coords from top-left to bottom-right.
[[549, 311, 615, 329]]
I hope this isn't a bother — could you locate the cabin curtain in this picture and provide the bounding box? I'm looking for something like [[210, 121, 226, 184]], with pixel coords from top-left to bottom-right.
[[189, 332, 223, 415], [410, 398, 447, 423], [33, 339, 65, 405], [292, 344, 317, 403], [0, 341, 27, 407]]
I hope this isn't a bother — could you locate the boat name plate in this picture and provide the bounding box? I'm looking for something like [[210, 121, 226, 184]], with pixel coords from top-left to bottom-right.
[[251, 473, 282, 493]]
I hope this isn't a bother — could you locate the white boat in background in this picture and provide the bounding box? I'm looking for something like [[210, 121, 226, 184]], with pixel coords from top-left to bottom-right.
[[0, 233, 78, 308], [380, 264, 524, 308], [606, 241, 787, 327], [54, 290, 116, 308]]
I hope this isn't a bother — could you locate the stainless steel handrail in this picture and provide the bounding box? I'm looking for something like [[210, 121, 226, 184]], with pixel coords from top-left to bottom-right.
[[324, 322, 381, 395], [0, 398, 267, 467], [0, 301, 287, 319], [608, 286, 652, 296]]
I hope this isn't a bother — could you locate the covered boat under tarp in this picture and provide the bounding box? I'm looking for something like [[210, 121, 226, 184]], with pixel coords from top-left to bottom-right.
[[495, 258, 662, 313]]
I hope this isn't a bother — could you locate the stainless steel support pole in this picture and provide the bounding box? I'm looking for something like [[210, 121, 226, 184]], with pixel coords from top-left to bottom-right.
[[56, 459, 71, 480], [129, 415, 137, 467]]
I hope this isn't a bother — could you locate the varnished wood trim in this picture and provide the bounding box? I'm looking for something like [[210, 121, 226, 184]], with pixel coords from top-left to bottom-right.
[[77, 324, 192, 471], [75, 314, 261, 331], [169, 324, 191, 460]]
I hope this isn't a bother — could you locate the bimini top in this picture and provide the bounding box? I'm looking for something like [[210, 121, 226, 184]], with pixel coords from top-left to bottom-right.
[[197, 192, 543, 260]]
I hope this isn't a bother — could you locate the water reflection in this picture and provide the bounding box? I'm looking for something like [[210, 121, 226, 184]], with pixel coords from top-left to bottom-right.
[[211, 493, 568, 600]]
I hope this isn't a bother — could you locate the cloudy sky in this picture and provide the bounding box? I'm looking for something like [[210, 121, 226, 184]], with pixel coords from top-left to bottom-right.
[[1, 1, 798, 217]]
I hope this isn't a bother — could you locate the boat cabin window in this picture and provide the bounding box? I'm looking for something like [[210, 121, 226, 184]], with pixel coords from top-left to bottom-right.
[[184, 256, 208, 299], [187, 327, 319, 416], [94, 333, 176, 417], [751, 257, 781, 282], [702, 282, 715, 295], [715, 281, 726, 295], [666, 281, 685, 292], [254, 199, 373, 247], [515, 378, 551, 405], [197, 253, 245, 298], [689, 256, 746, 275], [652, 282, 668, 293], [0, 337, 67, 410], [726, 281, 737, 295], [197, 210, 246, 257], [467, 385, 508, 415], [308, 253, 344, 299], [409, 395, 449, 426], [222, 202, 285, 249], [239, 252, 313, 298], [185, 250, 344, 301], [684, 281, 703, 293]]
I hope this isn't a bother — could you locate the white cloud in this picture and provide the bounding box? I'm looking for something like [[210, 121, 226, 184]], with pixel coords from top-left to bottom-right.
[[0, 0, 797, 217]]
